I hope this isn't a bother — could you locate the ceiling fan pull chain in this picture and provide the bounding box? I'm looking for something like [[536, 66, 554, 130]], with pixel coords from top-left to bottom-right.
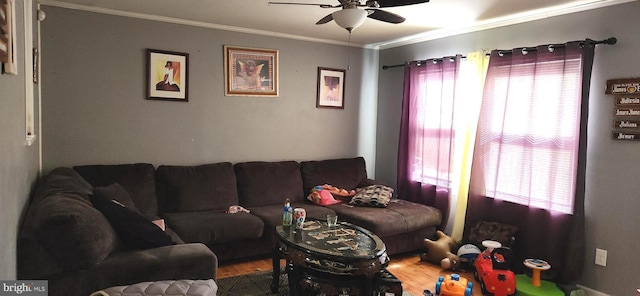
[[347, 32, 352, 71]]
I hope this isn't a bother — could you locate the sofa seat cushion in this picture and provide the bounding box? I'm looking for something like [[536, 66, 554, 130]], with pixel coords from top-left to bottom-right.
[[156, 163, 238, 214], [327, 199, 442, 237], [33, 194, 119, 271], [74, 164, 158, 220], [163, 211, 264, 245], [235, 161, 305, 206], [248, 203, 336, 228]]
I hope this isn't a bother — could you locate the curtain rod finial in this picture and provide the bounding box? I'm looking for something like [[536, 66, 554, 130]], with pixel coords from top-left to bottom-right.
[[605, 37, 617, 45]]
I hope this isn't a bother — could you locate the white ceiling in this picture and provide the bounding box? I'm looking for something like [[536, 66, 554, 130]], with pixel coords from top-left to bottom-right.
[[40, 0, 636, 48]]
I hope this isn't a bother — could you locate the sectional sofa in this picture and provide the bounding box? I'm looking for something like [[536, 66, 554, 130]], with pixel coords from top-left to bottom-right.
[[17, 157, 442, 296]]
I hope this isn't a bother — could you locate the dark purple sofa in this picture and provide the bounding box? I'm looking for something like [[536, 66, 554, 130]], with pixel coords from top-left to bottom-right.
[[17, 157, 442, 296]]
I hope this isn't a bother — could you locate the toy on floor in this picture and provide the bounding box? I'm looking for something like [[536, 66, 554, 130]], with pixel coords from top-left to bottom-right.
[[524, 259, 550, 287], [515, 259, 563, 296], [435, 274, 473, 296], [421, 231, 461, 270], [457, 244, 481, 269], [473, 240, 516, 296]]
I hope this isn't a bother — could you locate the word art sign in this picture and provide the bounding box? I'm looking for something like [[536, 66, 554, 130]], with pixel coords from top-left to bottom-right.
[[612, 132, 640, 141], [613, 120, 640, 129], [606, 78, 640, 95], [615, 97, 640, 105]]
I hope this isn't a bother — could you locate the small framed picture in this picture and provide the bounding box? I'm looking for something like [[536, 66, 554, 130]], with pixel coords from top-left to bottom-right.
[[0, 35, 7, 64], [146, 49, 189, 101], [3, 0, 17, 74], [0, 0, 9, 64], [316, 67, 345, 109], [224, 45, 278, 97]]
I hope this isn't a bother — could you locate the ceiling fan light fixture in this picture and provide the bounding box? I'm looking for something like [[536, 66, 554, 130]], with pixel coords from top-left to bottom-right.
[[332, 9, 368, 32]]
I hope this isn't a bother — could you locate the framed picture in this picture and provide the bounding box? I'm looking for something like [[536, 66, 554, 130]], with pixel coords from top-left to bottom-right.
[[224, 45, 278, 97], [0, 0, 8, 64], [3, 0, 17, 74], [316, 67, 345, 109], [146, 49, 188, 101]]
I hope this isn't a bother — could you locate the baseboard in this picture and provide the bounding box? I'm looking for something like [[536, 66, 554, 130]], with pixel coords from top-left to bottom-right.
[[575, 285, 611, 296]]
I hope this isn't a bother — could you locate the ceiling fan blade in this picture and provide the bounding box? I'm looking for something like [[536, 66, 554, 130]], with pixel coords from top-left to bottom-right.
[[366, 9, 405, 24], [368, 0, 429, 8], [268, 1, 337, 8], [316, 13, 334, 25]]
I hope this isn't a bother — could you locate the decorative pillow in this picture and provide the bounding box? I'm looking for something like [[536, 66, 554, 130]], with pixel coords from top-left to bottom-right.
[[90, 194, 176, 250], [349, 185, 394, 208], [467, 220, 519, 248], [94, 183, 137, 209]]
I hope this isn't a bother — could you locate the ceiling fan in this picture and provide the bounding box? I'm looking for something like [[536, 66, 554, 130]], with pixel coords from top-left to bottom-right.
[[268, 0, 430, 32]]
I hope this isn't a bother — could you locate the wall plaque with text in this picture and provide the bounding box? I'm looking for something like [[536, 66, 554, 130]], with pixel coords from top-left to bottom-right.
[[613, 120, 640, 129], [613, 108, 640, 116], [606, 78, 640, 95], [612, 131, 640, 141], [615, 97, 640, 105]]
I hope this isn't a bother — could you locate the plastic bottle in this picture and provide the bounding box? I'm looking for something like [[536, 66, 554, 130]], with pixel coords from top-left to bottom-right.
[[283, 198, 293, 226]]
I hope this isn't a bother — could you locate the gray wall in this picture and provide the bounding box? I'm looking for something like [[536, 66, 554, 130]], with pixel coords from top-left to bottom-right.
[[0, 0, 40, 280], [377, 2, 640, 295], [40, 6, 378, 174]]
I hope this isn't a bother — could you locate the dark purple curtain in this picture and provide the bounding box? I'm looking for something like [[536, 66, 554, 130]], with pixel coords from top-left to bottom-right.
[[465, 41, 594, 286], [397, 57, 461, 228]]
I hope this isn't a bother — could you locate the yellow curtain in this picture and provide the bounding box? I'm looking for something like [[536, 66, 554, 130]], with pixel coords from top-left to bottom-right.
[[450, 51, 489, 241]]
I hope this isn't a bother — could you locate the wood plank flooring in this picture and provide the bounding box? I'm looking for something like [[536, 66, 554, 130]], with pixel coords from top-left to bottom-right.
[[217, 252, 483, 296]]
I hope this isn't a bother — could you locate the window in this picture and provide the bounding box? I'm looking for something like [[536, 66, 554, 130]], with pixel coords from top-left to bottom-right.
[[476, 53, 583, 214], [408, 61, 457, 188]]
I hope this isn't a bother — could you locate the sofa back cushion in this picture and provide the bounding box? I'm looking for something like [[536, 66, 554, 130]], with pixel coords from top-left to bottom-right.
[[235, 161, 304, 207], [33, 193, 119, 271], [74, 163, 158, 219], [155, 163, 238, 213], [300, 157, 368, 194]]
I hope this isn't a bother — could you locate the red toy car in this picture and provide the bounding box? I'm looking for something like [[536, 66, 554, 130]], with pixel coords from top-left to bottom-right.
[[435, 274, 473, 296], [473, 243, 516, 296]]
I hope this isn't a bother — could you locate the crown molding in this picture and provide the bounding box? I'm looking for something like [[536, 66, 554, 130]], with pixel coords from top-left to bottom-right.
[[38, 0, 366, 48], [38, 0, 637, 50], [372, 0, 637, 49]]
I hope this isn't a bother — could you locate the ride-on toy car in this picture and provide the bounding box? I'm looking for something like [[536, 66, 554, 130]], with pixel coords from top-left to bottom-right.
[[473, 241, 516, 296], [435, 274, 473, 296]]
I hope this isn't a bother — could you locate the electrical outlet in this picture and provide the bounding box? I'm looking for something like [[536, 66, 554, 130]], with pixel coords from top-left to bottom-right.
[[595, 248, 607, 266]]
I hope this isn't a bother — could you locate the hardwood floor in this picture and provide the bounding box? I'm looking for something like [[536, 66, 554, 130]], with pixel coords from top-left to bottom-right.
[[217, 252, 483, 296]]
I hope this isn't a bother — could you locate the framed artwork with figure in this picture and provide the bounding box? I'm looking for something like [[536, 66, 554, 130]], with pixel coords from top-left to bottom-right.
[[0, 0, 9, 64], [147, 49, 189, 101], [224, 45, 278, 97], [316, 67, 345, 109]]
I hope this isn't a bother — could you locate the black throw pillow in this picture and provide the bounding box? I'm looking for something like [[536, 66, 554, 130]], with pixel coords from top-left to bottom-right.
[[90, 194, 175, 250]]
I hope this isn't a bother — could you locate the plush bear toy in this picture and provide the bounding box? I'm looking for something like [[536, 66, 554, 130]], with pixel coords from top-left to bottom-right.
[[420, 230, 462, 270]]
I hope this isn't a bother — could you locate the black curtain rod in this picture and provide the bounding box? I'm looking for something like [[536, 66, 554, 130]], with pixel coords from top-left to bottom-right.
[[381, 37, 617, 70]]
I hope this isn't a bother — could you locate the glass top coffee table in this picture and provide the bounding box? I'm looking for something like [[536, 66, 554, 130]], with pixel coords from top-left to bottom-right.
[[271, 220, 390, 295]]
